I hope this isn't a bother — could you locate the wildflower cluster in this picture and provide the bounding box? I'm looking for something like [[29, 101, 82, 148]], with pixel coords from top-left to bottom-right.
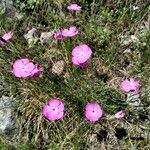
[[1, 3, 140, 123]]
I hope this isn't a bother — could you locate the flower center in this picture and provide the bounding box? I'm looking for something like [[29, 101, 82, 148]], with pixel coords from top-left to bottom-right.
[[52, 108, 56, 111], [78, 51, 84, 58], [92, 110, 96, 114]]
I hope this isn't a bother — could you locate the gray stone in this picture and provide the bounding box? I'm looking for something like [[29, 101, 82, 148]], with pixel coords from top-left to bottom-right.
[[0, 0, 23, 19], [24, 28, 39, 47], [0, 95, 18, 138], [0, 0, 13, 15], [40, 31, 54, 44], [0, 0, 6, 14], [127, 92, 141, 106], [0, 76, 8, 91]]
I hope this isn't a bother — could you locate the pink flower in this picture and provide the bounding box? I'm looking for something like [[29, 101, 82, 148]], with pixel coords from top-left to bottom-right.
[[120, 78, 139, 93], [114, 111, 125, 119], [42, 99, 64, 121], [54, 31, 62, 41], [67, 3, 82, 11], [0, 31, 13, 44], [84, 102, 103, 122], [61, 26, 78, 37], [12, 58, 43, 78], [72, 44, 92, 67]]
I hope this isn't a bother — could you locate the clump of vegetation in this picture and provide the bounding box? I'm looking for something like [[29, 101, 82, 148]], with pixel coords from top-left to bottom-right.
[[13, 0, 39, 11], [0, 0, 149, 149]]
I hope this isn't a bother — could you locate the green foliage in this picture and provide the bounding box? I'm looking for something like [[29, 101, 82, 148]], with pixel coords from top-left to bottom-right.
[[13, 0, 39, 11]]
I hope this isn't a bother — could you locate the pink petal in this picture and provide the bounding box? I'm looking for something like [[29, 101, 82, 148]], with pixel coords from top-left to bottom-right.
[[80, 44, 92, 58], [12, 58, 31, 77], [48, 99, 64, 111], [42, 105, 56, 121], [74, 53, 87, 64], [85, 103, 93, 111], [13, 58, 29, 68], [61, 26, 78, 37], [56, 111, 64, 120], [30, 65, 43, 77], [120, 79, 131, 92], [72, 56, 80, 65], [54, 32, 62, 41], [42, 105, 50, 118], [2, 32, 14, 41], [13, 68, 31, 77], [79, 61, 88, 68], [20, 58, 30, 65], [25, 62, 35, 72], [85, 112, 99, 122], [48, 99, 60, 107], [67, 4, 82, 11], [61, 29, 68, 36], [130, 78, 139, 93], [72, 44, 92, 58], [69, 26, 78, 34], [114, 111, 125, 118], [12, 68, 22, 77], [47, 112, 60, 121]]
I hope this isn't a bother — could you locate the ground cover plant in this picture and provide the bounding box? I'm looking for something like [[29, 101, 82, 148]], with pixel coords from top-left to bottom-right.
[[0, 0, 150, 149]]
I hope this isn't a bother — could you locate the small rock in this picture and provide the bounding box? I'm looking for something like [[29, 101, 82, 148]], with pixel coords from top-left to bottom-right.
[[40, 31, 54, 44], [123, 48, 131, 54], [24, 28, 39, 47], [119, 35, 140, 46], [0, 0, 6, 14], [0, 0, 23, 19], [133, 5, 139, 11], [130, 35, 139, 42], [24, 28, 37, 39], [127, 92, 141, 106], [0, 95, 18, 138], [5, 1, 17, 19], [0, 76, 8, 90]]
